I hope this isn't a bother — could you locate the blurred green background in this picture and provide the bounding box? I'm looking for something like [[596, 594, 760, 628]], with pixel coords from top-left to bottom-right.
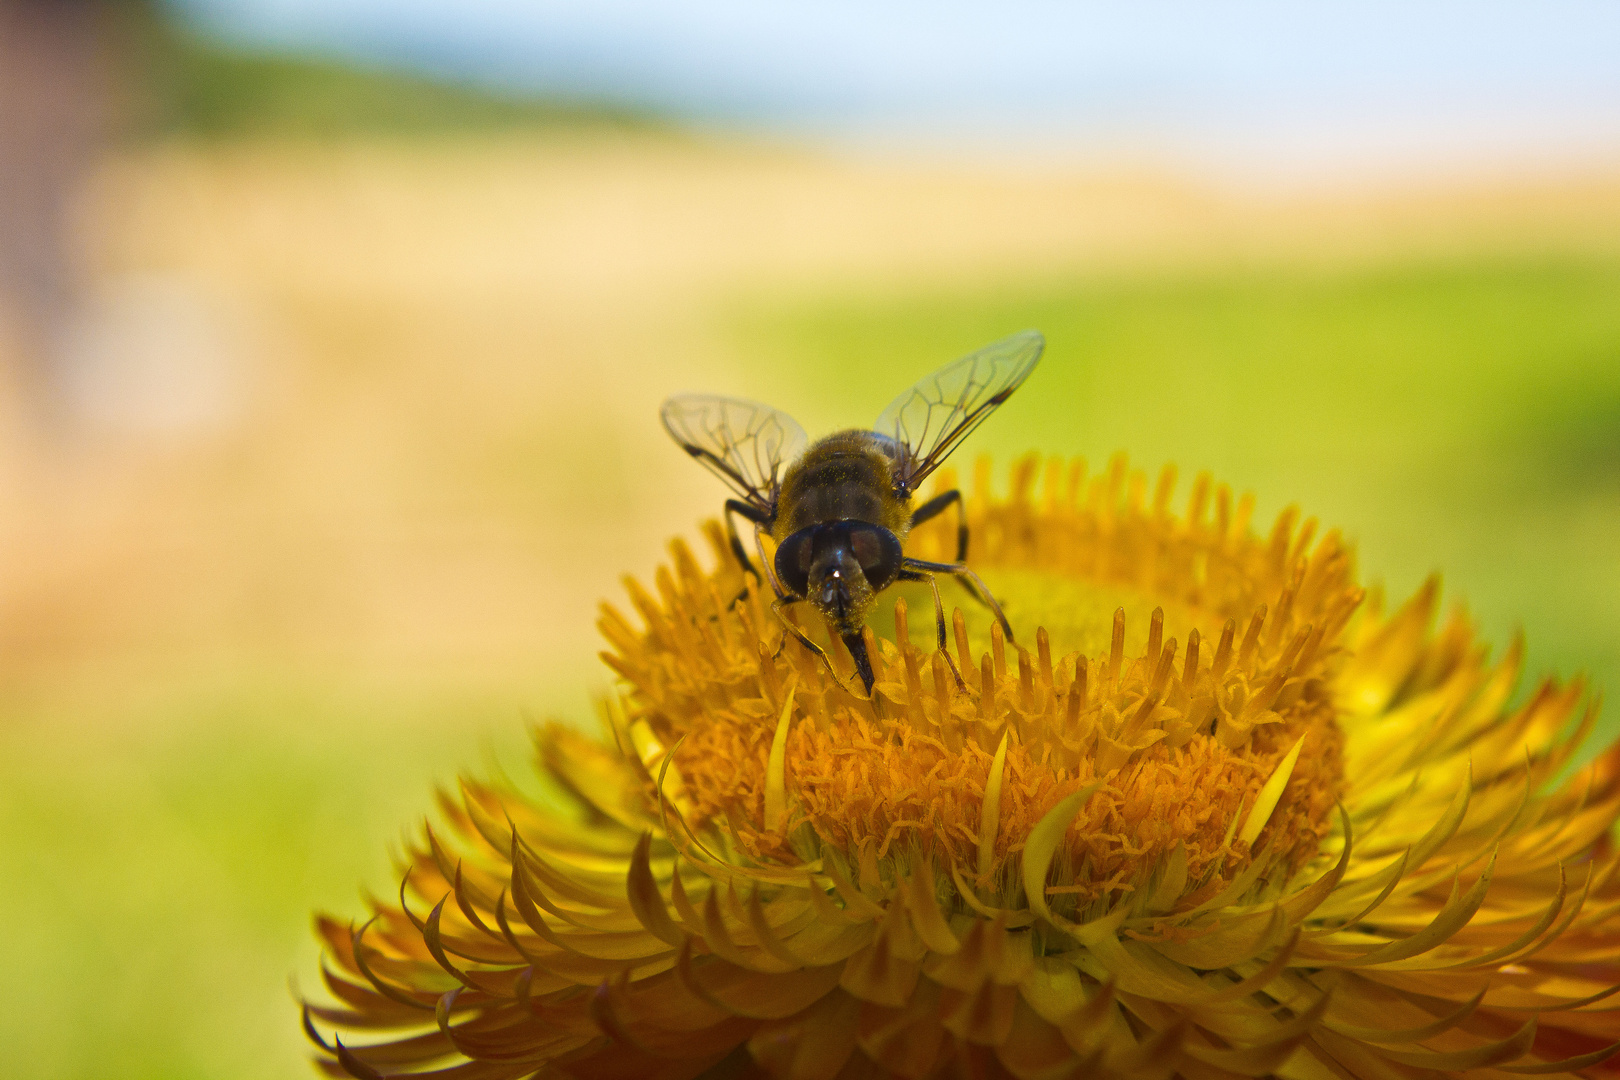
[[0, 6, 1618, 1079]]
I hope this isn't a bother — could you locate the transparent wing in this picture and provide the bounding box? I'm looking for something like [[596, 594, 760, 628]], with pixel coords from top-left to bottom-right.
[[661, 394, 807, 511], [876, 329, 1044, 493]]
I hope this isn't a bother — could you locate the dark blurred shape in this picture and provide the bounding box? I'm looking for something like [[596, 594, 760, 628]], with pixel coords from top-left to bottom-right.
[[0, 0, 116, 426]]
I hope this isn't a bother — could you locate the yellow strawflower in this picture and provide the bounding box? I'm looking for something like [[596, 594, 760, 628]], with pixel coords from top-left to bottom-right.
[[303, 456, 1620, 1080]]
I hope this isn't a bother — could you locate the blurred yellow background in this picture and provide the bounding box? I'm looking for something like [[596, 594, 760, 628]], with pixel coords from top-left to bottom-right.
[[1, 6, 1619, 1078]]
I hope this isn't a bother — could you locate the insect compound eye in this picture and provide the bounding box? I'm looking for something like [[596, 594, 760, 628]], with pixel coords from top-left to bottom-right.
[[773, 528, 815, 598], [846, 523, 902, 588]]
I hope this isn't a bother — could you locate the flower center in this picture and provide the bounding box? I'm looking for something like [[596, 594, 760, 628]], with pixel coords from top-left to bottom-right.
[[604, 456, 1355, 917]]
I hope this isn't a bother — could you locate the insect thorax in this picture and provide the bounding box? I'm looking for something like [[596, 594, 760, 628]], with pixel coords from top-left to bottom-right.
[[774, 430, 911, 541]]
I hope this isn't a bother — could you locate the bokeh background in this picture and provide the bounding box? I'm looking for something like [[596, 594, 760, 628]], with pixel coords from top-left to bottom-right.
[[1, 2, 1618, 1076]]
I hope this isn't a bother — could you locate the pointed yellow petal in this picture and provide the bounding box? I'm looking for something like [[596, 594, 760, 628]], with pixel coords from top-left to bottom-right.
[[764, 681, 798, 834], [1240, 735, 1305, 847], [1144, 842, 1189, 915], [1021, 783, 1101, 928]]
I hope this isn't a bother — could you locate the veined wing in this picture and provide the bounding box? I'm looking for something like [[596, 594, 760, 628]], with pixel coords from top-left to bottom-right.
[[876, 330, 1044, 494], [661, 394, 807, 511]]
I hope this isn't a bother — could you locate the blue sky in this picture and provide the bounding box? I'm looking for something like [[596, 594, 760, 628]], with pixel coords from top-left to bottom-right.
[[176, 0, 1620, 179]]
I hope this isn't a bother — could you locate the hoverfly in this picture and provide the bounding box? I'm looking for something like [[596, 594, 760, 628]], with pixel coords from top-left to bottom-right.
[[661, 330, 1043, 694]]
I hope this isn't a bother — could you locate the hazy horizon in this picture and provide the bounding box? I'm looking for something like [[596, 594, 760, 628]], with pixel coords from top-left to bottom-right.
[[169, 0, 1620, 183]]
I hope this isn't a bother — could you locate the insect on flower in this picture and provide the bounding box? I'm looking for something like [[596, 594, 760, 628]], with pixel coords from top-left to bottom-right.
[[661, 330, 1043, 694], [304, 449, 1620, 1080]]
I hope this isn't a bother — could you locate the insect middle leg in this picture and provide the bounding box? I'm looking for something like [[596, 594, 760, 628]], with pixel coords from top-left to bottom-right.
[[909, 488, 969, 562], [896, 568, 967, 689], [902, 557, 1015, 644]]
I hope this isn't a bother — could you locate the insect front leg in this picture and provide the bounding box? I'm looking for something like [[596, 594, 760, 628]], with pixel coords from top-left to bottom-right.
[[758, 540, 870, 695], [902, 557, 1015, 644], [897, 568, 967, 690], [755, 530, 828, 666], [770, 598, 860, 693], [754, 524, 788, 600], [909, 488, 968, 562]]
